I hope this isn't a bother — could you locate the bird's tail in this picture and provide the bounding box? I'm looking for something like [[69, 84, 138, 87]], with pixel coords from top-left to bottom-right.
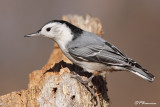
[[128, 67, 154, 82], [126, 59, 155, 82]]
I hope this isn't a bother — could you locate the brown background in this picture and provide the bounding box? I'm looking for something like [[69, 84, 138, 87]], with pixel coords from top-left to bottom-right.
[[0, 0, 159, 107]]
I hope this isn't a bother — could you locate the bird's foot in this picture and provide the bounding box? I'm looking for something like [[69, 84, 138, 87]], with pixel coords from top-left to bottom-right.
[[71, 73, 96, 101]]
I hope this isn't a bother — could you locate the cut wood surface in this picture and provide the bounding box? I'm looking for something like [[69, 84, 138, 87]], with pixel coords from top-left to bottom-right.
[[0, 14, 109, 107]]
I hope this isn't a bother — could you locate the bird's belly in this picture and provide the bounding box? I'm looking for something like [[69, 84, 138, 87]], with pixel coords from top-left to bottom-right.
[[63, 51, 112, 73], [78, 61, 109, 72]]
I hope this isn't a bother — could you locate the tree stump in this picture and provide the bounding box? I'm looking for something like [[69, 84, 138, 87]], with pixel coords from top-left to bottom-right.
[[0, 15, 109, 107]]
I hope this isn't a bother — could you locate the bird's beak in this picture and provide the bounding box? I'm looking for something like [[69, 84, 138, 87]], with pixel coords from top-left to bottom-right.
[[24, 33, 41, 37], [24, 29, 42, 37]]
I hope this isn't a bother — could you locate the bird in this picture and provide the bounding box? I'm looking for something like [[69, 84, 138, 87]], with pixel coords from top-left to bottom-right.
[[25, 20, 154, 83]]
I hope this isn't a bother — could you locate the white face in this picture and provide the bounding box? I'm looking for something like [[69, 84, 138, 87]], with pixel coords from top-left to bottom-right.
[[39, 22, 74, 47], [40, 22, 72, 40], [25, 22, 74, 48], [40, 22, 58, 38]]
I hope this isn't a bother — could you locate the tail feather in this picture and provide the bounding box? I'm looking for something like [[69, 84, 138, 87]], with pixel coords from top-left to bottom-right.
[[125, 58, 155, 82], [128, 66, 155, 82]]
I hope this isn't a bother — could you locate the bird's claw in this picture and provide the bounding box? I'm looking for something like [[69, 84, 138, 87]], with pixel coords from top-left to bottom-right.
[[71, 73, 96, 102]]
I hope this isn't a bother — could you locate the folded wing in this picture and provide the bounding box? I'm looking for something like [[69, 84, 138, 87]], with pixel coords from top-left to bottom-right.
[[68, 42, 130, 67]]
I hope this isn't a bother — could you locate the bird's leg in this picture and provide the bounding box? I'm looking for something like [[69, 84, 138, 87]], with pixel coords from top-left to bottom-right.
[[71, 73, 94, 85], [71, 73, 96, 100]]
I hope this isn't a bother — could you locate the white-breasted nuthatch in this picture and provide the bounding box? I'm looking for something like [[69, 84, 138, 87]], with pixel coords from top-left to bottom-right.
[[25, 20, 154, 82]]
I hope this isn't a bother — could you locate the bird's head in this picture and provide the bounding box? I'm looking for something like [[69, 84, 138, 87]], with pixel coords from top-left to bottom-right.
[[25, 20, 83, 45]]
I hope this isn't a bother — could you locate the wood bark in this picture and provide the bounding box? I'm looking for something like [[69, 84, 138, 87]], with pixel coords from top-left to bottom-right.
[[0, 14, 109, 107]]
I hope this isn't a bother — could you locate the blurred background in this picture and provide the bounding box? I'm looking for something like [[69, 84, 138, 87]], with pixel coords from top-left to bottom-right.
[[0, 0, 159, 106]]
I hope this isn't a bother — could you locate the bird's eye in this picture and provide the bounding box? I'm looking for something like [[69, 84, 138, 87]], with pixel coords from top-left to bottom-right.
[[46, 27, 51, 32]]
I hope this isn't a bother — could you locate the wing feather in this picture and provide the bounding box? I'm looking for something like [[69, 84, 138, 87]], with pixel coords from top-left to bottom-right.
[[68, 43, 130, 67]]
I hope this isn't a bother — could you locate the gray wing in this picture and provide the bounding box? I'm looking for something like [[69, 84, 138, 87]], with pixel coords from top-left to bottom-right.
[[68, 41, 130, 67], [67, 31, 130, 66]]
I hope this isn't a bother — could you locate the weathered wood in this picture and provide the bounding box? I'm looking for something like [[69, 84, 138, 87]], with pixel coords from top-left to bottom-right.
[[0, 14, 109, 107]]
